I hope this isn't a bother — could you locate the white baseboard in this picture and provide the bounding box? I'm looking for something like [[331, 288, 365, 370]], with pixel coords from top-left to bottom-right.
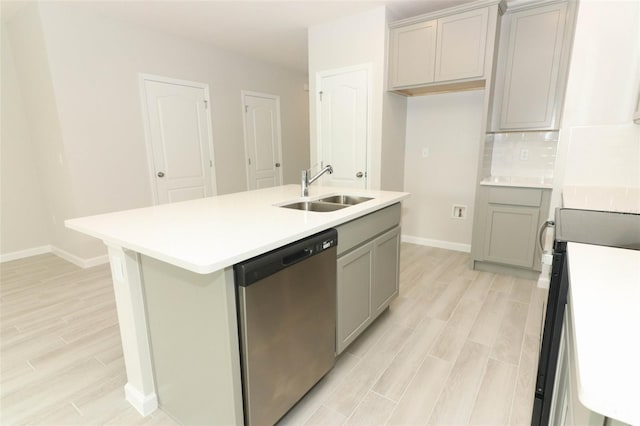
[[125, 383, 158, 417], [0, 245, 52, 263], [51, 246, 109, 268], [1, 244, 108, 268], [401, 235, 471, 253]]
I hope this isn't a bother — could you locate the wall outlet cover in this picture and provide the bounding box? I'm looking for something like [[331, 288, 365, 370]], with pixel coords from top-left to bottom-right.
[[452, 205, 467, 219]]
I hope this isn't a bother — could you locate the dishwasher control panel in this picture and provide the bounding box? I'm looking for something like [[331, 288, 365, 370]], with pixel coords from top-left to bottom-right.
[[234, 228, 338, 287], [318, 236, 337, 252]]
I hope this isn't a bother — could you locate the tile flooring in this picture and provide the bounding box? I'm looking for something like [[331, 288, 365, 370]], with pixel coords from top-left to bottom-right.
[[0, 244, 547, 425]]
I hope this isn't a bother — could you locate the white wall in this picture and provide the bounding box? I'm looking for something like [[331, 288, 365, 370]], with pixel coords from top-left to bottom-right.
[[402, 90, 484, 250], [308, 6, 407, 190], [0, 24, 51, 257], [552, 0, 640, 210], [4, 3, 309, 262]]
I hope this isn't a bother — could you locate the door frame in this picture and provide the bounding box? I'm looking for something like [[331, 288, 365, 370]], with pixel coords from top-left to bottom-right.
[[314, 63, 372, 189], [240, 90, 284, 190], [138, 73, 217, 205]]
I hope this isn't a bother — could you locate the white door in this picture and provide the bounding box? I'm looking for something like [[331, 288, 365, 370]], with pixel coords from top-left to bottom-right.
[[242, 92, 283, 189], [318, 67, 368, 189], [141, 75, 216, 204]]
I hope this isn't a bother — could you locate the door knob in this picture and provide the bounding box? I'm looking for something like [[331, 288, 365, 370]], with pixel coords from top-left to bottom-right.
[[157, 171, 165, 178], [275, 163, 281, 168], [356, 171, 363, 178]]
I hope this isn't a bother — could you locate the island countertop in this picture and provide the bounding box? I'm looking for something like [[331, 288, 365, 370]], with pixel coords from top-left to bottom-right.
[[567, 242, 640, 425], [66, 185, 409, 274]]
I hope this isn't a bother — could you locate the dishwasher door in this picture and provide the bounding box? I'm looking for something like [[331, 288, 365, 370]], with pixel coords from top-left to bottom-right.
[[234, 229, 337, 426]]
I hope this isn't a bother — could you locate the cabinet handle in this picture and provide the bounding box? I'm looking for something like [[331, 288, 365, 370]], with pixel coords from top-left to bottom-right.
[[538, 220, 554, 252], [356, 171, 363, 178], [157, 171, 165, 178]]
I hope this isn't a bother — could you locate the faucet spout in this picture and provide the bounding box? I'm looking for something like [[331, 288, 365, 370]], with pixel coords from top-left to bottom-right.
[[301, 164, 333, 197]]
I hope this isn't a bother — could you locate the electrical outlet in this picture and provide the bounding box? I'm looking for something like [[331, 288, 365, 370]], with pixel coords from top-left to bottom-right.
[[422, 147, 429, 158], [452, 205, 467, 219], [520, 149, 529, 161]]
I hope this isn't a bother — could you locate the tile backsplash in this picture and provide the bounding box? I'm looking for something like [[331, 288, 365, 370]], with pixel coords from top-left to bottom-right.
[[485, 131, 558, 179]]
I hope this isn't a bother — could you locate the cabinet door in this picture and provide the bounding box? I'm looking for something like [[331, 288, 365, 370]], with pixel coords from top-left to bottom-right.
[[372, 227, 400, 317], [497, 3, 569, 130], [389, 20, 437, 88], [434, 8, 488, 82], [483, 204, 540, 268], [336, 242, 373, 354]]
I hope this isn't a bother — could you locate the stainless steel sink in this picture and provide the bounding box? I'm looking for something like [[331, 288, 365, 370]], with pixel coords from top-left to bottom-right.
[[281, 201, 347, 212], [317, 195, 373, 205]]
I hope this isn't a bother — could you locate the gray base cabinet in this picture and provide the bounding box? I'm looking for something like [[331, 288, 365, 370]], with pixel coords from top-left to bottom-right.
[[484, 204, 540, 267], [335, 204, 401, 354], [472, 186, 551, 273]]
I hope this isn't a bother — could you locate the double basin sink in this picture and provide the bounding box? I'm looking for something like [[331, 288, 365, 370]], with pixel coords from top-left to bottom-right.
[[281, 195, 373, 212]]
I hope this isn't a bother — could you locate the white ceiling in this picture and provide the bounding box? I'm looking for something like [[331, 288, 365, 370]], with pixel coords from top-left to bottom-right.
[[2, 0, 476, 73]]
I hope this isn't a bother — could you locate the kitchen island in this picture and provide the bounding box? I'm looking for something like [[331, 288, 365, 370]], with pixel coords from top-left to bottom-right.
[[65, 184, 409, 424]]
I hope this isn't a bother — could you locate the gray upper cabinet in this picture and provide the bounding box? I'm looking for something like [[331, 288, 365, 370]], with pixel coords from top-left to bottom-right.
[[434, 8, 489, 82], [388, 2, 502, 93], [491, 1, 576, 131], [389, 20, 437, 87]]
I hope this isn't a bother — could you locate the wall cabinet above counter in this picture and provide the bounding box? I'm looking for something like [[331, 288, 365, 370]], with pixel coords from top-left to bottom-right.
[[387, 0, 506, 96], [489, 0, 577, 131]]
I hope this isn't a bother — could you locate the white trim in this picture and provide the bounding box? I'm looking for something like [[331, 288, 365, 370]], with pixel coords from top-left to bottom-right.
[[401, 234, 471, 253], [51, 246, 109, 268], [0, 245, 108, 268], [0, 245, 52, 263], [315, 63, 372, 189], [125, 382, 158, 417], [240, 90, 284, 190], [138, 73, 218, 205]]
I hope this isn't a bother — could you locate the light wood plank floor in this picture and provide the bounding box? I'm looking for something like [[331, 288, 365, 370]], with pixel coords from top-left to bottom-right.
[[1, 244, 547, 425]]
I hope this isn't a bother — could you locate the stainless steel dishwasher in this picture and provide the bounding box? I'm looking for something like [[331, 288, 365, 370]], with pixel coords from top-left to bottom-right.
[[234, 228, 337, 426]]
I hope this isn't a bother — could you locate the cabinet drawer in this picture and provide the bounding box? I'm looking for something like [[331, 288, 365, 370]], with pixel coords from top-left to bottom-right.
[[336, 203, 401, 256], [488, 187, 542, 207]]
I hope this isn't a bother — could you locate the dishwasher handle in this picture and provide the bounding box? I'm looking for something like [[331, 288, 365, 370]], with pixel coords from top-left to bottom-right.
[[282, 248, 312, 266]]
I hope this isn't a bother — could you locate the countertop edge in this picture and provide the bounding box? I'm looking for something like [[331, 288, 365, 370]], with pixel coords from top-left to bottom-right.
[[66, 190, 409, 275], [567, 242, 640, 425]]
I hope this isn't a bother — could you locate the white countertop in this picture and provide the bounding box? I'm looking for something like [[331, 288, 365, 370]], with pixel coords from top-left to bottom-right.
[[66, 185, 409, 274], [480, 176, 553, 189], [567, 242, 640, 425], [563, 185, 640, 213]]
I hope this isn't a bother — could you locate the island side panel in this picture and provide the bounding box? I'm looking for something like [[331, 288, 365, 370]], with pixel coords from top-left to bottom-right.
[[106, 244, 158, 415], [140, 256, 244, 425]]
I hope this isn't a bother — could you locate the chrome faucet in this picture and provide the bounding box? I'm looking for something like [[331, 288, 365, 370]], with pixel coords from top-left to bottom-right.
[[301, 164, 333, 197]]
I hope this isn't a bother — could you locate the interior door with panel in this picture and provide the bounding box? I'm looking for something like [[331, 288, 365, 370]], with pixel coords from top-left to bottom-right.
[[141, 76, 216, 204], [242, 92, 283, 190], [318, 67, 369, 189]]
